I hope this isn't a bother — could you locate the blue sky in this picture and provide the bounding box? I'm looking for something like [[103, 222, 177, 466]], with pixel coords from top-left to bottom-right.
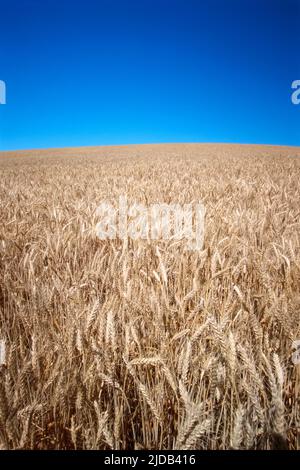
[[0, 0, 299, 150]]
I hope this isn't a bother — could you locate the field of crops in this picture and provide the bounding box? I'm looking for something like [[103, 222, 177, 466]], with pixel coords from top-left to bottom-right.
[[0, 143, 299, 449]]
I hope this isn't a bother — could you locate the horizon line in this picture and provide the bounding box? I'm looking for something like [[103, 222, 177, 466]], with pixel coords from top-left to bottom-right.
[[1, 141, 300, 154]]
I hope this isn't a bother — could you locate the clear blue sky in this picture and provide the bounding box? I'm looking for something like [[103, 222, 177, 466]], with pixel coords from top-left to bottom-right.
[[0, 0, 299, 150]]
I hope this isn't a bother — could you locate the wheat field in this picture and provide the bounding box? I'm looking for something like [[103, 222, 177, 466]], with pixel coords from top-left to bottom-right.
[[0, 143, 299, 450]]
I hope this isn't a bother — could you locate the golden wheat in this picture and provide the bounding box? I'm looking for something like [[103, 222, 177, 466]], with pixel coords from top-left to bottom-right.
[[0, 143, 299, 449]]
